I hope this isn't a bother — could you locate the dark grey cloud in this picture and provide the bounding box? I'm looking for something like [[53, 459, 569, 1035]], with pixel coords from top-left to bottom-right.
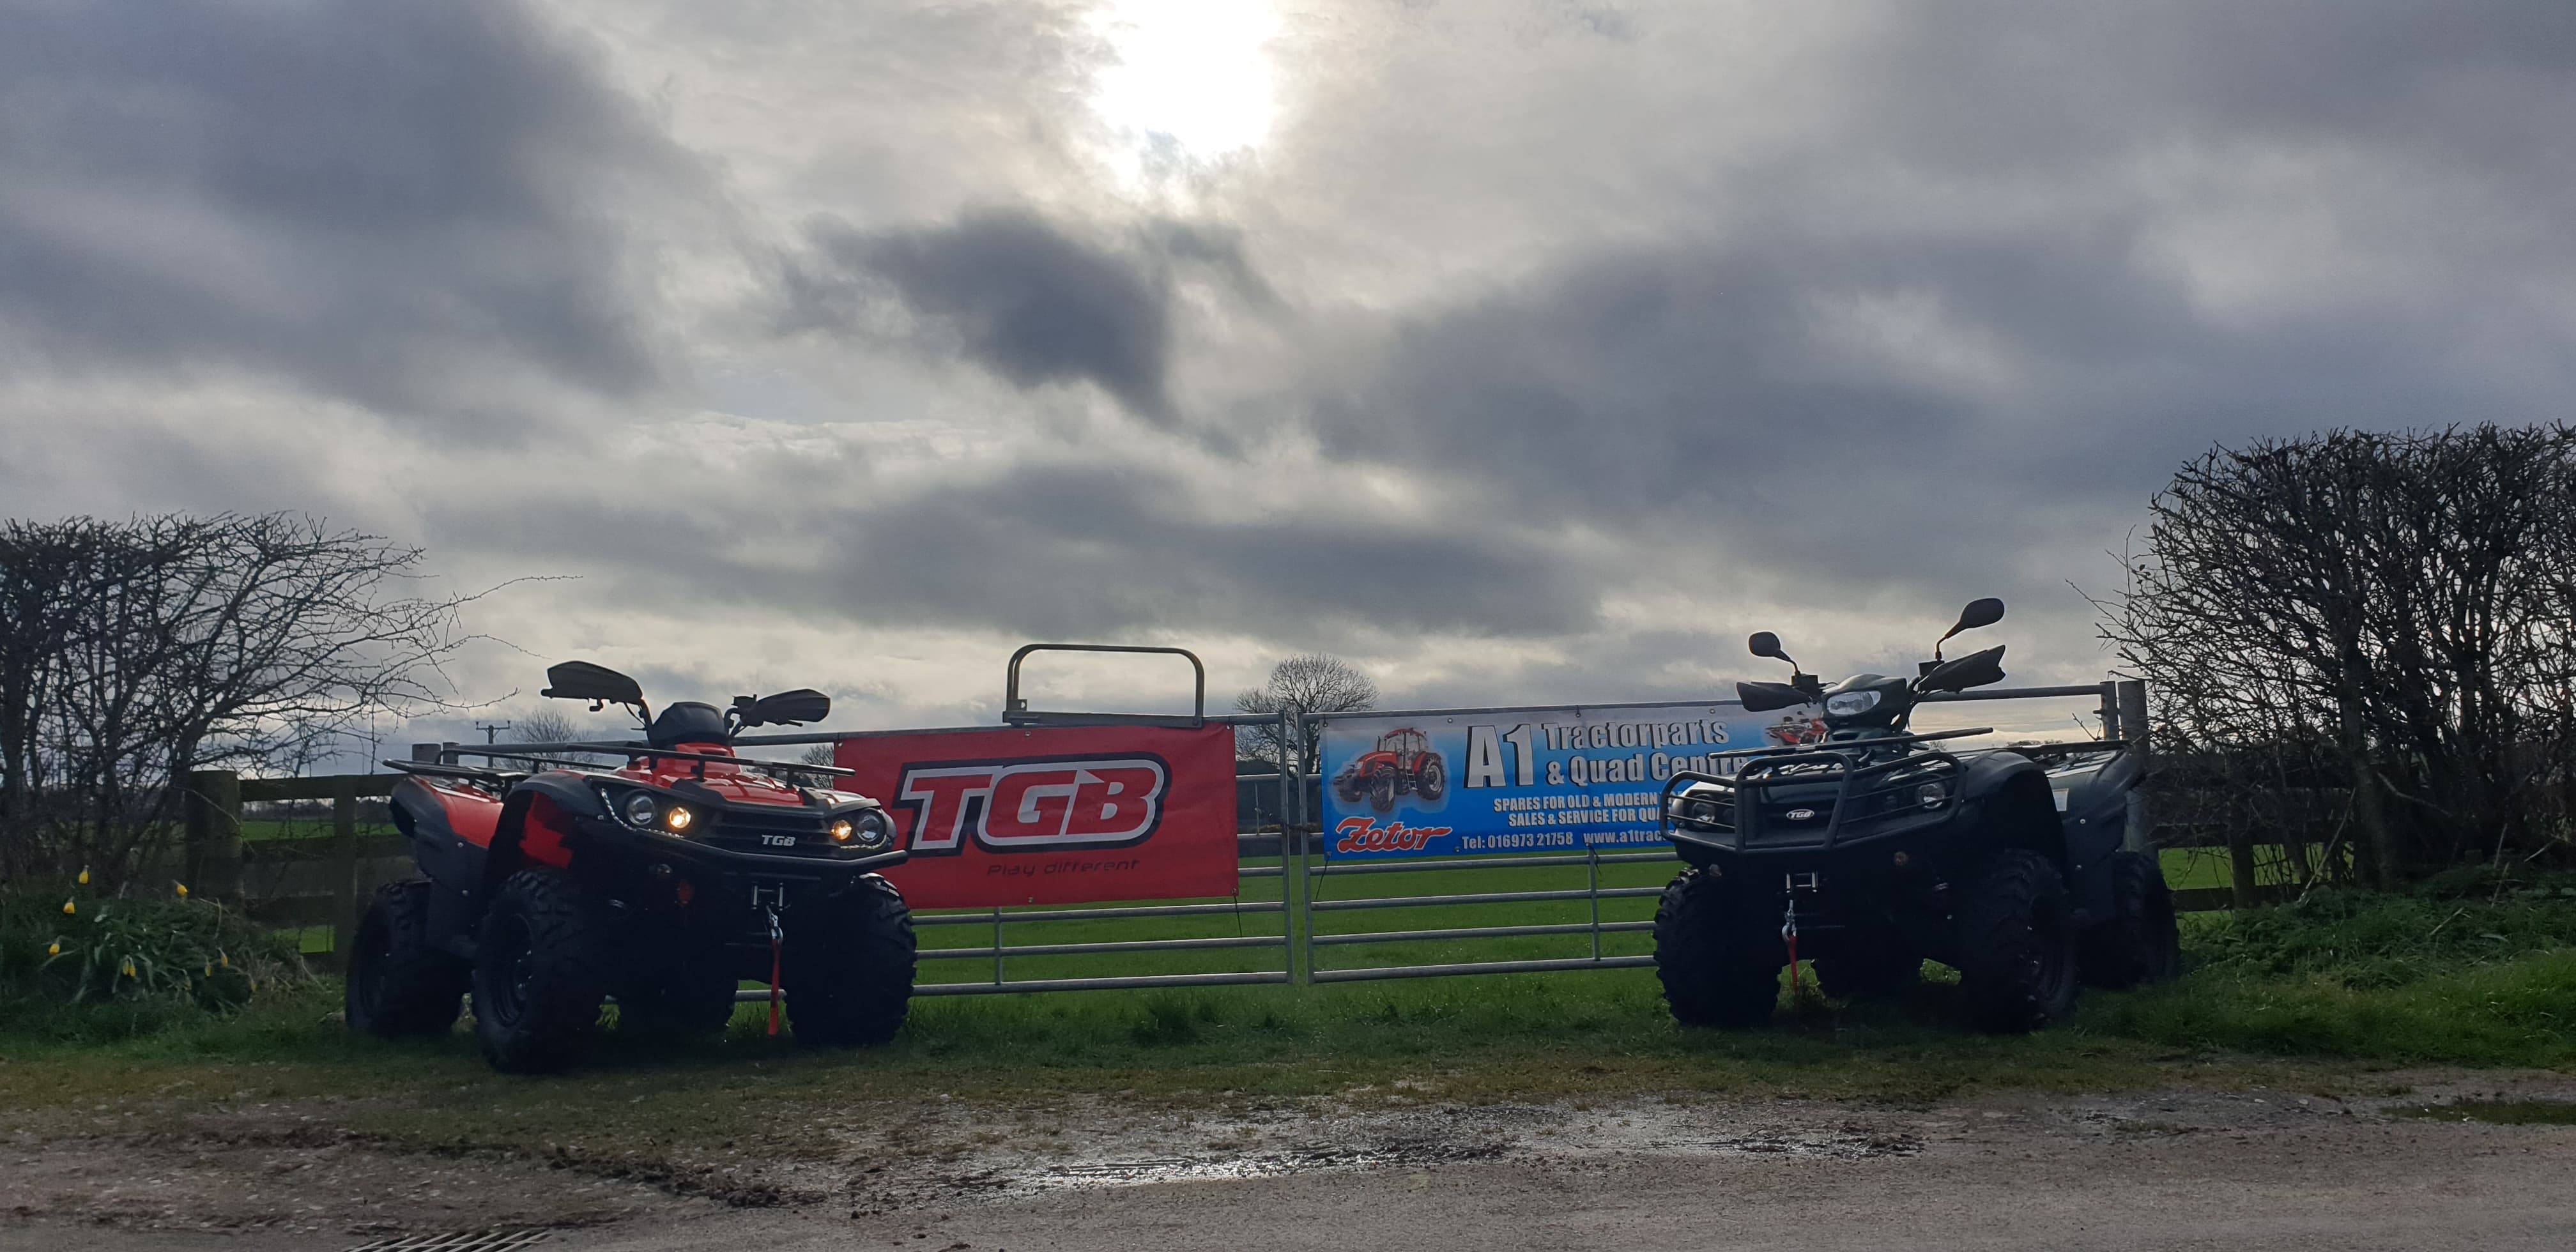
[[417, 455, 1597, 643], [785, 208, 1274, 425], [1287, 0, 2576, 632], [0, 0, 694, 417]]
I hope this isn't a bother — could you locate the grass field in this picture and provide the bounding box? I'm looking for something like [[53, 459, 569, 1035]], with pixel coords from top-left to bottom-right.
[[3, 870, 2570, 1167]]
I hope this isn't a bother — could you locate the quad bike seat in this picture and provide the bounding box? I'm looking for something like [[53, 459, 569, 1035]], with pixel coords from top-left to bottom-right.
[[646, 701, 730, 748]]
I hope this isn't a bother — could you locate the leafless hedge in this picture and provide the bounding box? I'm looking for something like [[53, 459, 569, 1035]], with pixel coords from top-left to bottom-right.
[[2101, 426, 2576, 885], [0, 514, 476, 887]]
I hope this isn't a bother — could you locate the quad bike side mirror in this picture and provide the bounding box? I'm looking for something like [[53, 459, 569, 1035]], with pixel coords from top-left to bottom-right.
[[1747, 631, 1797, 670], [542, 660, 648, 714], [1934, 597, 2006, 659], [735, 689, 831, 728]]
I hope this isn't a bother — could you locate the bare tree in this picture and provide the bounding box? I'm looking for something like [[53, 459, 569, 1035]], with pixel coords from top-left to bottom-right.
[[0, 514, 480, 886], [1234, 653, 1379, 767], [507, 708, 624, 768], [2099, 427, 2576, 885]]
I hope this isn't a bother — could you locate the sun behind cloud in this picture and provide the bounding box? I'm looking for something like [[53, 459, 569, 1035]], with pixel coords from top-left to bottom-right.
[[1088, 0, 1280, 166]]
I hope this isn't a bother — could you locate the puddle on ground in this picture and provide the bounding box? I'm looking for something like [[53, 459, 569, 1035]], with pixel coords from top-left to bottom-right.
[[880, 1101, 1922, 1202]]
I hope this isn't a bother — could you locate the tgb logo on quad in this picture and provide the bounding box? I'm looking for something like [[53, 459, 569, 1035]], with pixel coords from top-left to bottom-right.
[[895, 756, 1169, 854]]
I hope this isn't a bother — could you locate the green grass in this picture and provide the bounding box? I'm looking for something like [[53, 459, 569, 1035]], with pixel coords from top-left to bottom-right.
[[237, 818, 398, 843], [9, 857, 2568, 1170]]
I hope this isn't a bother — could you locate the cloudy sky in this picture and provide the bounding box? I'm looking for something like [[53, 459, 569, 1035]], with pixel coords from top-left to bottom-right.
[[4, 0, 2572, 752]]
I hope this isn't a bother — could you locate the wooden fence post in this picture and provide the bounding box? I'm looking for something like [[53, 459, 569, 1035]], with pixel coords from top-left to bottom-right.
[[330, 775, 359, 967], [181, 769, 243, 901]]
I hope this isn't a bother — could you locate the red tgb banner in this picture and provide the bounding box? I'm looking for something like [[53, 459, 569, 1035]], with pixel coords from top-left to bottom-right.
[[834, 724, 1239, 909]]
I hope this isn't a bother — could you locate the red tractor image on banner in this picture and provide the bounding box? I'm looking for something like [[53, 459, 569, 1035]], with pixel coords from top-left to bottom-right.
[[1333, 726, 1448, 813]]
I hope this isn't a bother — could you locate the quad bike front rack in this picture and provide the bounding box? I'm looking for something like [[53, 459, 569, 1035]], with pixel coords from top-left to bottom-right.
[[1660, 731, 2133, 852], [1002, 643, 1206, 729]]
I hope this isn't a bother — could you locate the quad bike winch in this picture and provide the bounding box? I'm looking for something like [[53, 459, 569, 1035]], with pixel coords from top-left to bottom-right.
[[1653, 598, 2181, 1032], [346, 661, 916, 1072]]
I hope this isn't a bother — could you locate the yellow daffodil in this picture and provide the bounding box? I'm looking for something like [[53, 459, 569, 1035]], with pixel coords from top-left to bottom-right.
[[47, 941, 61, 958], [77, 867, 89, 885], [61, 899, 75, 916], [218, 952, 230, 969], [119, 958, 136, 977], [174, 882, 189, 899]]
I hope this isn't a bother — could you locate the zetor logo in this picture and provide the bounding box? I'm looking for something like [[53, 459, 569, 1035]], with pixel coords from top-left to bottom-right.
[[1335, 817, 1452, 855], [897, 756, 1169, 854]]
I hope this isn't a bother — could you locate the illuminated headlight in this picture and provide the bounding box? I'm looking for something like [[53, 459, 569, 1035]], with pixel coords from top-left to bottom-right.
[[1825, 690, 1882, 717], [1915, 782, 1946, 809], [609, 789, 695, 834]]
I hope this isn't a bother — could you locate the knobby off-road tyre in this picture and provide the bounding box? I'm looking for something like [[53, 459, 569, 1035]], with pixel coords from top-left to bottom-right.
[[1955, 850, 2080, 1034], [1417, 758, 1448, 804], [1652, 868, 1783, 1027], [617, 952, 741, 1039], [471, 868, 611, 1073], [1813, 942, 1922, 1002], [2080, 850, 2182, 989], [785, 874, 916, 1048], [1367, 769, 1397, 814], [346, 880, 468, 1038]]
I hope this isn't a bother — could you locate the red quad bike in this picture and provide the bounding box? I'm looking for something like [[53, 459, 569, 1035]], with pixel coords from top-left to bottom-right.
[[1333, 727, 1447, 813], [346, 661, 916, 1073]]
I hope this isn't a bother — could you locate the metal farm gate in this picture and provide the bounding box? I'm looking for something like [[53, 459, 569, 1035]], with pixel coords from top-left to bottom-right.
[[1288, 680, 2150, 985], [266, 646, 2153, 996]]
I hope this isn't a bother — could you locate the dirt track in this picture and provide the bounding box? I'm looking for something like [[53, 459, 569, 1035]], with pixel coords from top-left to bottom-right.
[[6, 1072, 2573, 1251]]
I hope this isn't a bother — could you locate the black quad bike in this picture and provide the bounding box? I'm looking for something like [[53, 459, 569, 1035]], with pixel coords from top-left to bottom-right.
[[1654, 599, 2180, 1033], [346, 661, 917, 1073]]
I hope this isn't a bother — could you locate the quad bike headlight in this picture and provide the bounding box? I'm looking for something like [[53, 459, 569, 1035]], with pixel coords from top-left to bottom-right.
[[1824, 690, 1882, 717], [608, 788, 696, 835], [1915, 781, 1947, 809]]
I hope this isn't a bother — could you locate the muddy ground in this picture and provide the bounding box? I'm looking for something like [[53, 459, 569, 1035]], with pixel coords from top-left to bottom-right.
[[5, 1071, 2573, 1251]]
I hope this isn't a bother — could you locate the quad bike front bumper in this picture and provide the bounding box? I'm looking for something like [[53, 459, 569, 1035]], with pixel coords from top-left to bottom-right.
[[1660, 746, 1965, 859]]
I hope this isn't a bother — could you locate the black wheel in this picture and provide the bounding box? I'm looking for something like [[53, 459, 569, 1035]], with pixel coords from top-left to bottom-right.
[[1652, 868, 1783, 1027], [2081, 851, 2182, 989], [1955, 850, 2080, 1033], [346, 880, 467, 1037], [1334, 774, 1365, 804], [785, 875, 916, 1048], [470, 869, 610, 1073], [1813, 942, 1921, 1002], [617, 952, 741, 1039], [1367, 768, 1397, 814], [1416, 757, 1447, 804]]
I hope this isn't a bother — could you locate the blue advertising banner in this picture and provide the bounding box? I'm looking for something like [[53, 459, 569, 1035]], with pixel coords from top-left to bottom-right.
[[1315, 701, 1827, 861]]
